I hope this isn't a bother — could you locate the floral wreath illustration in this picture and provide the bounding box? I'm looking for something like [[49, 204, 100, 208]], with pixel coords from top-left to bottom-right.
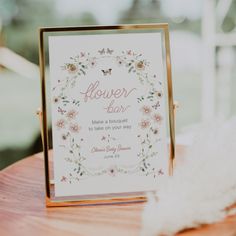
[[52, 48, 165, 184]]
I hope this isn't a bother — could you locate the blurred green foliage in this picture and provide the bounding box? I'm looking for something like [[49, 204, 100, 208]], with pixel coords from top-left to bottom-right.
[[221, 0, 236, 32], [1, 0, 56, 63], [3, 0, 236, 65], [1, 0, 236, 66], [1, 0, 97, 64], [0, 0, 203, 64]]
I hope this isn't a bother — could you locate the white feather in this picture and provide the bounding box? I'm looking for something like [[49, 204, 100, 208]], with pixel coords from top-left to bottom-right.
[[142, 117, 236, 236]]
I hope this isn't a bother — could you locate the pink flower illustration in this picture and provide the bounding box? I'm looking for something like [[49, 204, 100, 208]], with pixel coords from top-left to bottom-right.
[[141, 105, 152, 115], [108, 166, 118, 177], [69, 123, 81, 133], [135, 61, 145, 71], [66, 109, 78, 120], [66, 63, 78, 74], [56, 119, 66, 129], [153, 114, 162, 123], [139, 119, 150, 129]]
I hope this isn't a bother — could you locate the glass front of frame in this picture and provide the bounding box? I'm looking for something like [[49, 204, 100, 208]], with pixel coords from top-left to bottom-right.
[[39, 24, 175, 206]]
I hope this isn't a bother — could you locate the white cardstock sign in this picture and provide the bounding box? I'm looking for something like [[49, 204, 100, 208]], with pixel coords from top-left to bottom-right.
[[48, 32, 169, 197]]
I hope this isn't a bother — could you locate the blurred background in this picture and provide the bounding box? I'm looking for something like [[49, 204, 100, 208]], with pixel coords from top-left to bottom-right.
[[0, 0, 236, 169]]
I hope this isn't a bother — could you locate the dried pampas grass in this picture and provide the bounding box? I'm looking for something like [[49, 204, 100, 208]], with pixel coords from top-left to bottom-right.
[[142, 117, 236, 236]]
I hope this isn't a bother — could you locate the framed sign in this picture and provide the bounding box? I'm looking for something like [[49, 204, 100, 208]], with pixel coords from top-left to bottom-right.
[[38, 24, 175, 207]]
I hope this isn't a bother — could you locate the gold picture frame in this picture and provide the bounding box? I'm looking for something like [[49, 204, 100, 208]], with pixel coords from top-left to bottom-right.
[[38, 23, 175, 207]]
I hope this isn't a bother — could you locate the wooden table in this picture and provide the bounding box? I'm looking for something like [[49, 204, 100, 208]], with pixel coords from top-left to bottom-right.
[[0, 147, 236, 236]]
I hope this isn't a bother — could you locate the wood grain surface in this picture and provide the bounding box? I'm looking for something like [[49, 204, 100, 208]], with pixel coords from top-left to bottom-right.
[[0, 146, 236, 236]]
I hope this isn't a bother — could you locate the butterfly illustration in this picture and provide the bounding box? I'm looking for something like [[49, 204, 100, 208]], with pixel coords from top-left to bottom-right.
[[101, 68, 112, 76], [58, 107, 66, 115], [80, 52, 85, 57], [152, 102, 160, 110], [106, 48, 114, 54], [61, 176, 67, 182], [127, 50, 132, 55], [98, 48, 105, 55]]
